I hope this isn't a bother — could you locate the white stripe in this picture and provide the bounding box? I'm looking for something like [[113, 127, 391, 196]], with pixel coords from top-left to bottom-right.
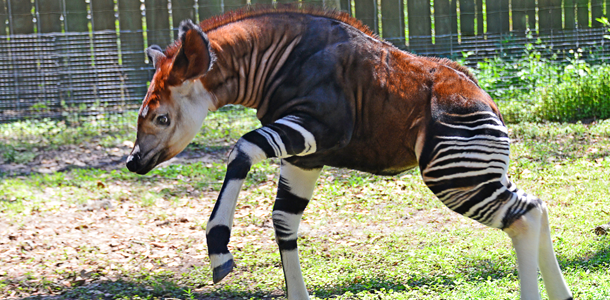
[[256, 128, 281, 157], [260, 127, 288, 157], [423, 167, 505, 183], [429, 145, 510, 166], [276, 117, 317, 155], [428, 151, 509, 170], [209, 253, 234, 269], [229, 139, 267, 165], [280, 249, 310, 300], [446, 116, 504, 126], [435, 135, 510, 142], [438, 122, 509, 134], [443, 111, 500, 118], [464, 185, 508, 218], [280, 160, 321, 199], [272, 211, 303, 241], [443, 180, 494, 208], [431, 138, 509, 154], [490, 192, 518, 228], [425, 161, 507, 174], [207, 180, 243, 230]]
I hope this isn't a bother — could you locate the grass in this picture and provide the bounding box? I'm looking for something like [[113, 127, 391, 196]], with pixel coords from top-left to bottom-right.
[[1, 111, 610, 299]]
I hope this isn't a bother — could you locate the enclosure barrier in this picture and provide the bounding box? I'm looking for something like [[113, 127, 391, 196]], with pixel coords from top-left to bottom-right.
[[1, 0, 609, 123]]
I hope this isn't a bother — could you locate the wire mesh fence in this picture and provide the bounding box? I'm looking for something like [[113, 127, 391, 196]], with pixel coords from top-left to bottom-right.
[[1, 0, 609, 129]]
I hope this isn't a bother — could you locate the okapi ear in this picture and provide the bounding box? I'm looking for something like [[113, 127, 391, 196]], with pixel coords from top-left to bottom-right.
[[171, 19, 212, 81], [146, 45, 166, 69]]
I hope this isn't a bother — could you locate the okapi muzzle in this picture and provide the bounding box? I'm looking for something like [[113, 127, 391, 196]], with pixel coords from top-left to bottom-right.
[[126, 19, 213, 175]]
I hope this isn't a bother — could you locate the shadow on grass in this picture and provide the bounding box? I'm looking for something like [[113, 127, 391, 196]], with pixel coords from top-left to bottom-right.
[[12, 239, 609, 300], [15, 277, 282, 300]]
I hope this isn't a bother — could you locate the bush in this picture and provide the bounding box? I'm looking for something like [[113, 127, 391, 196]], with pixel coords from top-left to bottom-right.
[[536, 65, 610, 122], [472, 48, 610, 123]]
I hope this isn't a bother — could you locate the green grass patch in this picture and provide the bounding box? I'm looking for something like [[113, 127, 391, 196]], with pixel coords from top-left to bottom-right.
[[1, 121, 609, 299]]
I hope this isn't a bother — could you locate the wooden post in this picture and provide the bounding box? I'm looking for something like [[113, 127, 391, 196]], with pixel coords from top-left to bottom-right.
[[60, 0, 90, 112], [32, 0, 63, 115], [339, 0, 351, 13], [172, 0, 196, 37], [461, 0, 476, 36], [37, 0, 62, 33], [91, 0, 120, 109], [476, 0, 483, 34], [8, 0, 34, 34], [198, 0, 222, 20], [323, 0, 341, 10], [224, 0, 248, 12], [64, 0, 88, 32], [576, 0, 589, 28], [538, 0, 562, 33], [564, 0, 576, 29], [145, 0, 171, 47], [0, 0, 8, 35], [434, 0, 457, 55], [91, 0, 116, 31], [487, 0, 509, 34], [381, 0, 405, 48], [354, 0, 378, 34], [251, 0, 273, 5], [512, 0, 536, 31], [407, 0, 432, 53], [591, 0, 604, 27], [119, 0, 148, 107]]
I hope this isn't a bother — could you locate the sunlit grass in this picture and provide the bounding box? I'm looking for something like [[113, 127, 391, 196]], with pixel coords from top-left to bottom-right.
[[1, 120, 609, 299]]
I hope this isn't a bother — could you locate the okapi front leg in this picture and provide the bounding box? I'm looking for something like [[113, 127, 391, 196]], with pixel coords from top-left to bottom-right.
[[206, 138, 266, 283], [273, 160, 321, 300], [206, 115, 325, 283]]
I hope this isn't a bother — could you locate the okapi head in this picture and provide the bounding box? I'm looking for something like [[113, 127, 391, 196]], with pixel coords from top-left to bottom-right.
[[126, 20, 216, 174]]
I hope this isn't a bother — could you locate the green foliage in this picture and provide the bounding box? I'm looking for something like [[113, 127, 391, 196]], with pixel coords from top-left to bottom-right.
[[536, 64, 610, 121], [472, 44, 610, 123]]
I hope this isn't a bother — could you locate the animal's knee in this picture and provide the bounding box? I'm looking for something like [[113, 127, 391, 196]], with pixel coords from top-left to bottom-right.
[[504, 200, 544, 239], [272, 210, 300, 250]]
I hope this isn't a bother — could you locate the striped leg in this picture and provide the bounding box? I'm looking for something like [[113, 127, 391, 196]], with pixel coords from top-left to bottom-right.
[[273, 160, 321, 300], [419, 111, 572, 300], [206, 115, 318, 283]]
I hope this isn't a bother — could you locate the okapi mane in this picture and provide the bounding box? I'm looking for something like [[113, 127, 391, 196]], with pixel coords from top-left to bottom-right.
[[426, 57, 479, 86], [201, 4, 378, 40], [161, 5, 478, 87], [163, 4, 380, 58]]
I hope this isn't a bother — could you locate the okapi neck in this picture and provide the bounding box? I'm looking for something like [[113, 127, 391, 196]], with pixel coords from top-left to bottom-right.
[[200, 18, 304, 116]]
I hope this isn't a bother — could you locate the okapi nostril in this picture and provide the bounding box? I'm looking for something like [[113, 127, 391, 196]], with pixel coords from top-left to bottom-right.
[[126, 153, 141, 172]]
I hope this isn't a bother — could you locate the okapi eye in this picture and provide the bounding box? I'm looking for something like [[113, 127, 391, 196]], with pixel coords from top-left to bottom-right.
[[156, 115, 169, 126]]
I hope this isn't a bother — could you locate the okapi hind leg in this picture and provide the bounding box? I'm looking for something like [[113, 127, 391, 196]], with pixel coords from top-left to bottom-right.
[[503, 189, 572, 300], [536, 202, 572, 300], [503, 200, 543, 300], [272, 160, 321, 300], [419, 111, 572, 300]]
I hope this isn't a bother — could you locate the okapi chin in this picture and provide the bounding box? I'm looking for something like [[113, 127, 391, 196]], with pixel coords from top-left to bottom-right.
[[126, 6, 572, 300]]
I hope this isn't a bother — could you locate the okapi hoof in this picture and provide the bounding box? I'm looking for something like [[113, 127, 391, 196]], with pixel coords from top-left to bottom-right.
[[212, 259, 235, 283]]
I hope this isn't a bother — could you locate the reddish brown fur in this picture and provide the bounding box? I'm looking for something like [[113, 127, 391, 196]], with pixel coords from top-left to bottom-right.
[[138, 4, 493, 174], [143, 4, 478, 111]]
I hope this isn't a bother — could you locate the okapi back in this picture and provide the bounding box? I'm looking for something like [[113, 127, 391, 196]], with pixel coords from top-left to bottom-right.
[[165, 8, 497, 175]]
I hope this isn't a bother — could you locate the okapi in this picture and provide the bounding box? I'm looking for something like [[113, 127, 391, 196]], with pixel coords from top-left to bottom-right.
[[125, 7, 572, 300]]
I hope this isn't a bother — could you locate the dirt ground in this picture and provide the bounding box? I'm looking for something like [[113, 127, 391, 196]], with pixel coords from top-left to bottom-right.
[[0, 142, 481, 299]]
